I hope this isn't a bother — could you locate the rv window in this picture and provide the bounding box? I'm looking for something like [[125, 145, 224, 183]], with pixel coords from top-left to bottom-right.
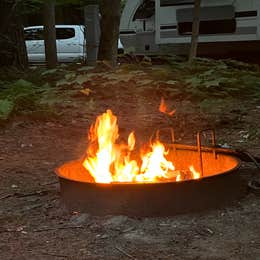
[[235, 11, 257, 18], [56, 28, 75, 40], [177, 6, 235, 23], [133, 0, 155, 21], [25, 28, 75, 41], [160, 0, 194, 7], [177, 5, 236, 35], [178, 19, 236, 35], [24, 28, 44, 41]]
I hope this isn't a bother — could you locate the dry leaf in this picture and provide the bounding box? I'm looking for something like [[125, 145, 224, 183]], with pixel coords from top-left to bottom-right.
[[80, 88, 92, 96]]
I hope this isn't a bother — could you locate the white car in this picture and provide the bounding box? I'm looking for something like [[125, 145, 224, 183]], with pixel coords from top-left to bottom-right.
[[24, 25, 124, 63]]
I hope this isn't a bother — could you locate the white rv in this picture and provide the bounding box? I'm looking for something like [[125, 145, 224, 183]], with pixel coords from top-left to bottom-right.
[[120, 0, 260, 55]]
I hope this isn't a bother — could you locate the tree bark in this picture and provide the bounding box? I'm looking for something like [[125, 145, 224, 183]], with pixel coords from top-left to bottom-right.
[[84, 4, 100, 66], [188, 0, 201, 63], [0, 0, 28, 69], [43, 0, 57, 68], [98, 0, 121, 67]]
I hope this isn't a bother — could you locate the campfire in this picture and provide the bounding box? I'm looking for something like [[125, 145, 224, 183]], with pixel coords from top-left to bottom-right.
[[82, 109, 200, 184], [56, 101, 243, 216]]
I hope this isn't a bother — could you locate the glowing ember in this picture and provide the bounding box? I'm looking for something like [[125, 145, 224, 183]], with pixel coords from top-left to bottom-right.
[[159, 97, 176, 116], [82, 110, 201, 183]]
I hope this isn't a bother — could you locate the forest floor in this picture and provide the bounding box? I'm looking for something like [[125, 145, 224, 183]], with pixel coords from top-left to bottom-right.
[[0, 57, 260, 259]]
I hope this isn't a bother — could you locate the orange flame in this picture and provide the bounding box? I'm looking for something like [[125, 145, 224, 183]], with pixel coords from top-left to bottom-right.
[[83, 110, 200, 183], [159, 97, 176, 116], [189, 166, 201, 179]]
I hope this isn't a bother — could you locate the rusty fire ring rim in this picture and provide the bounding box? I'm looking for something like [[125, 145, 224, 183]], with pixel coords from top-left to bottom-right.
[[55, 147, 245, 216], [55, 151, 241, 186]]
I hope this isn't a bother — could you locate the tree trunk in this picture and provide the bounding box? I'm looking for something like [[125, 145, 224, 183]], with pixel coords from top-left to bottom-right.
[[43, 0, 57, 68], [0, 0, 28, 69], [98, 0, 121, 67], [84, 4, 100, 66], [189, 0, 201, 63]]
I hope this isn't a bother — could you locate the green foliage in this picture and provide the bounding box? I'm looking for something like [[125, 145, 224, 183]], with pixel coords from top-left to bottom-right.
[[0, 79, 59, 120], [164, 57, 260, 101], [199, 98, 227, 113], [19, 0, 125, 15], [55, 0, 99, 6], [150, 68, 173, 81], [18, 0, 44, 15], [1, 56, 260, 123], [121, 0, 127, 10], [0, 99, 14, 120], [18, 0, 100, 15]]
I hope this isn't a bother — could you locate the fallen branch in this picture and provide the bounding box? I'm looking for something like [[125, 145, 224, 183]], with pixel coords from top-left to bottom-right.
[[40, 252, 69, 258], [1, 225, 84, 234], [0, 189, 54, 200], [15, 190, 51, 198], [21, 203, 44, 212], [115, 246, 136, 259], [0, 194, 13, 200], [33, 225, 84, 233], [40, 181, 59, 186], [0, 229, 19, 233]]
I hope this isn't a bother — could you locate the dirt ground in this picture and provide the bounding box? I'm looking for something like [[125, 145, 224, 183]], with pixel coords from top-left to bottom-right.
[[0, 63, 260, 259]]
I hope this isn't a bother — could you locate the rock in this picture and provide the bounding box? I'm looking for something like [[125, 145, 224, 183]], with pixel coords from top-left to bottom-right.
[[100, 234, 109, 239], [103, 215, 129, 228], [69, 213, 90, 226], [123, 230, 165, 244]]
